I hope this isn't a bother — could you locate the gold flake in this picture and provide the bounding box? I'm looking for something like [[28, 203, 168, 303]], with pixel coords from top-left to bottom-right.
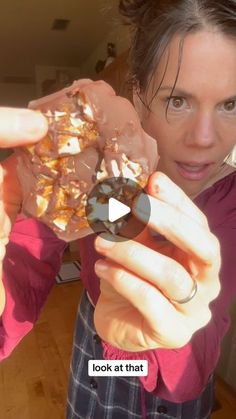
[[36, 195, 49, 217], [70, 116, 85, 128], [52, 210, 73, 231]]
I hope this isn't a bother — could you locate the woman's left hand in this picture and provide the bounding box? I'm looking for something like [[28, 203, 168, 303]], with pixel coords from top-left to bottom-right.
[[93, 172, 221, 352]]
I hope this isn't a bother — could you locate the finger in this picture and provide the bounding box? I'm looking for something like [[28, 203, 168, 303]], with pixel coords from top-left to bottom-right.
[[96, 258, 213, 331], [95, 235, 200, 303], [146, 172, 209, 228], [133, 191, 220, 271], [0, 107, 48, 146], [95, 261, 191, 348]]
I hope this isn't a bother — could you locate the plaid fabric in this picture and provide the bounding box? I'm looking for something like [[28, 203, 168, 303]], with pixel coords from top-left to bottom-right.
[[66, 290, 215, 419]]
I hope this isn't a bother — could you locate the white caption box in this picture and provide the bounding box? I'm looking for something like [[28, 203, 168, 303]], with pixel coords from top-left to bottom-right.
[[88, 360, 148, 376]]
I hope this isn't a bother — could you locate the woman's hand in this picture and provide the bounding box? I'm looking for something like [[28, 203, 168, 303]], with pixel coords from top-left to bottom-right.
[[0, 107, 48, 314], [93, 172, 221, 352]]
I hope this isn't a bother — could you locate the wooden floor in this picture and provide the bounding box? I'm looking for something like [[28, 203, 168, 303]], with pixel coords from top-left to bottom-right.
[[0, 280, 82, 419], [0, 277, 236, 418]]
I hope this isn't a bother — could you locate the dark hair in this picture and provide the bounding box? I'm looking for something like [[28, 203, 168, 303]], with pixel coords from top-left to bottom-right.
[[119, 0, 236, 106]]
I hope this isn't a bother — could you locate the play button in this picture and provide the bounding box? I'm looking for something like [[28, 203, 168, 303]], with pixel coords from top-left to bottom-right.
[[85, 177, 151, 241], [108, 198, 131, 222]]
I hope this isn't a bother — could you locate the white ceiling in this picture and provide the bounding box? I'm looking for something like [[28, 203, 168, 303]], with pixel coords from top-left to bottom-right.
[[0, 0, 119, 82]]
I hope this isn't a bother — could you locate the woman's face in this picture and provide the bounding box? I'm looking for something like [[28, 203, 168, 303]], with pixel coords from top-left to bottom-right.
[[139, 30, 236, 197]]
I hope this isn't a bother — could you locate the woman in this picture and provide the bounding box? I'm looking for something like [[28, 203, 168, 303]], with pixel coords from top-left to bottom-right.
[[68, 1, 236, 417], [0, 1, 236, 418]]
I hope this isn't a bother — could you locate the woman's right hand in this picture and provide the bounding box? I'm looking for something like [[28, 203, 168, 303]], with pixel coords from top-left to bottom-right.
[[0, 107, 48, 314]]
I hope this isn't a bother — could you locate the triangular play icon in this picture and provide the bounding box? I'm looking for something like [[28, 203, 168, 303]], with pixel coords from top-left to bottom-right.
[[108, 197, 131, 222]]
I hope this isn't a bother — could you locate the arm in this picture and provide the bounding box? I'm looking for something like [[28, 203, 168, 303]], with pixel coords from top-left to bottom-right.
[[0, 106, 68, 360], [99, 216, 234, 402], [152, 221, 236, 402], [93, 172, 228, 401], [0, 215, 66, 360], [0, 106, 48, 318]]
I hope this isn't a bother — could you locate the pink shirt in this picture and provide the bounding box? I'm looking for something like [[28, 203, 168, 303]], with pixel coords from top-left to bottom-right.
[[1, 170, 236, 403]]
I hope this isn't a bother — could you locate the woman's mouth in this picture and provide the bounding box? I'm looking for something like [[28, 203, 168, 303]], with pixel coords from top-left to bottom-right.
[[175, 161, 213, 180]]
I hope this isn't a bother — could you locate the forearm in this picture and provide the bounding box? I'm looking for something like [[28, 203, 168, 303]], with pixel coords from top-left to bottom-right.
[[0, 215, 67, 361]]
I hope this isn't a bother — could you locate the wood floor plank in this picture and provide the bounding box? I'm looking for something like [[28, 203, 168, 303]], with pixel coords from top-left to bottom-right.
[[0, 280, 81, 419], [212, 376, 236, 418]]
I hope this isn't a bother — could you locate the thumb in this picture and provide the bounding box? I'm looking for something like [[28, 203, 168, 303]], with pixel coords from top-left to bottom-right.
[[0, 107, 48, 147]]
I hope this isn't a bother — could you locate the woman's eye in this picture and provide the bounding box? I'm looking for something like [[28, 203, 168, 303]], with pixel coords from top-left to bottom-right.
[[222, 100, 236, 113], [168, 97, 185, 109]]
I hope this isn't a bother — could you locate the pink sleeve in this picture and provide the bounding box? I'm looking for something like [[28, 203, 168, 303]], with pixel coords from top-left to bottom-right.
[[102, 309, 223, 401], [152, 309, 222, 402], [0, 215, 67, 360], [152, 216, 236, 402], [102, 205, 236, 402]]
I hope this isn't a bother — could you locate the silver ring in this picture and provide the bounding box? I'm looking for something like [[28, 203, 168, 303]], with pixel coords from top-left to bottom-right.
[[171, 277, 198, 304]]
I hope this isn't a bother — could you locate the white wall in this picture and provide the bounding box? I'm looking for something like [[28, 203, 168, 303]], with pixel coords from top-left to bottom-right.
[[79, 24, 130, 78]]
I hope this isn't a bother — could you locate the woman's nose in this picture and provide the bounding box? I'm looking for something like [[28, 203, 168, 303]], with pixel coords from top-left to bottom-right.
[[184, 112, 216, 148]]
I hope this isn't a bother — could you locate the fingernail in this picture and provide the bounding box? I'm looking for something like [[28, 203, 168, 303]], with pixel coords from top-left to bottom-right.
[[152, 173, 166, 192], [151, 183, 160, 196], [17, 111, 48, 138], [95, 234, 115, 251], [94, 260, 109, 274]]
